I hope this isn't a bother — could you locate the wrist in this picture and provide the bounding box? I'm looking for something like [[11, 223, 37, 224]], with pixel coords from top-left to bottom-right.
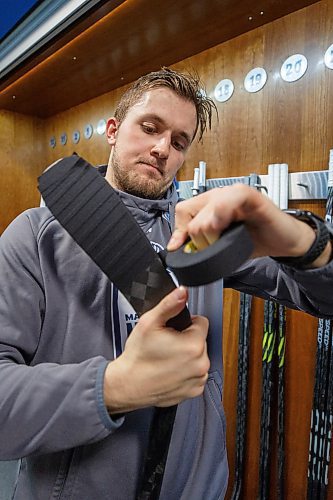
[[104, 357, 153, 414], [310, 240, 333, 268], [103, 359, 133, 415], [273, 210, 332, 269], [288, 219, 316, 258]]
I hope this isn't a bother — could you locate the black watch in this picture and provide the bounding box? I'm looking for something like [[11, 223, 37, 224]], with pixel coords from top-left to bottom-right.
[[273, 209, 331, 269]]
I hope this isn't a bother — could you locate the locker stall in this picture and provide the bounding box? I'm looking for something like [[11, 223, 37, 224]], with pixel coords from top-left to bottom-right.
[[0, 0, 333, 498]]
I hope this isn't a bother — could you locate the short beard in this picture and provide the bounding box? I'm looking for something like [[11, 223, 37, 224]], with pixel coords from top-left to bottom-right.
[[110, 149, 172, 199]]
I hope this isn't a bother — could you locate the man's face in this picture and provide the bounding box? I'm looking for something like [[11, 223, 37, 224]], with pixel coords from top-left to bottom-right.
[[106, 87, 197, 199]]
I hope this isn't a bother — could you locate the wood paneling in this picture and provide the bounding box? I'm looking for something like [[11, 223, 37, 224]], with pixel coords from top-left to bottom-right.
[[1, 1, 333, 497], [223, 293, 327, 499], [0, 0, 320, 117], [174, 2, 332, 497], [42, 89, 118, 167], [0, 110, 45, 233], [40, 1, 333, 177], [0, 0, 125, 89], [174, 0, 333, 181]]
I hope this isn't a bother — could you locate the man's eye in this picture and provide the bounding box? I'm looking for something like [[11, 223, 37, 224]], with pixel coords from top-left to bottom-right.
[[173, 141, 186, 152], [142, 124, 156, 133]]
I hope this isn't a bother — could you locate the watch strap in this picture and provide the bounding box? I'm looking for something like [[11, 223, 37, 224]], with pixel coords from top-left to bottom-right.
[[273, 210, 330, 269]]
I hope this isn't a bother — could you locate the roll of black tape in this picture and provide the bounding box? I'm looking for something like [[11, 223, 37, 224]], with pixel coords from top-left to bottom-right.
[[165, 223, 253, 286]]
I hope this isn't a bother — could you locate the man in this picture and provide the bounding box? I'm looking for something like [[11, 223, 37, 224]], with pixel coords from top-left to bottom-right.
[[0, 68, 332, 500]]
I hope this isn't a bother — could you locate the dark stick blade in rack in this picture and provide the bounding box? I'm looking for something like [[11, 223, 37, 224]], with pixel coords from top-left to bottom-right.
[[318, 320, 333, 500], [307, 149, 333, 500], [231, 293, 246, 500], [318, 152, 333, 499], [277, 304, 286, 500], [259, 299, 278, 500], [308, 318, 325, 499], [231, 292, 252, 500], [277, 163, 288, 500]]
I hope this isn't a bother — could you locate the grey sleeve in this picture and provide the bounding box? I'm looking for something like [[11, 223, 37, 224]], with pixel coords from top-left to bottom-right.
[[225, 256, 333, 319], [0, 213, 123, 460]]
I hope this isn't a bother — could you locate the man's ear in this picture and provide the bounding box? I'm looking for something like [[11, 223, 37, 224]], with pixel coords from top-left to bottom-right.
[[106, 118, 119, 145]]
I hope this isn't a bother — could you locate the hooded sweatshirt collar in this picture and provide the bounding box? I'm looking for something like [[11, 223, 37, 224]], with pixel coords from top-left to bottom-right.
[[117, 184, 178, 231], [98, 163, 179, 231]]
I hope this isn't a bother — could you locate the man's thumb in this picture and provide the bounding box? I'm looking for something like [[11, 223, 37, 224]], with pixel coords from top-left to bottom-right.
[[150, 286, 188, 327]]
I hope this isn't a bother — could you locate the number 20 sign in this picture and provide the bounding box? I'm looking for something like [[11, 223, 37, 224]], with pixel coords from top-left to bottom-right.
[[324, 43, 333, 70], [280, 54, 308, 82]]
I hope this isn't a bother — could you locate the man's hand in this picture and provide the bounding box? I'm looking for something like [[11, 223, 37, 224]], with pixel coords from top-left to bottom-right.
[[104, 286, 209, 414], [167, 184, 332, 268]]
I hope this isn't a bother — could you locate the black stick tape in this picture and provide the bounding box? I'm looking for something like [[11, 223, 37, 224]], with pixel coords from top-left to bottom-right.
[[165, 223, 253, 286]]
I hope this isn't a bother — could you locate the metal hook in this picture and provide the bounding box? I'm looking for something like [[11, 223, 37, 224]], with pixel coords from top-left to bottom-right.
[[254, 184, 268, 193], [296, 182, 309, 189]]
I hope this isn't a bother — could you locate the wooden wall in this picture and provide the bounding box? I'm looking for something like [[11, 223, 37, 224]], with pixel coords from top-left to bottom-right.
[[0, 110, 45, 233], [1, 0, 333, 497], [2, 1, 332, 222], [31, 0, 333, 179]]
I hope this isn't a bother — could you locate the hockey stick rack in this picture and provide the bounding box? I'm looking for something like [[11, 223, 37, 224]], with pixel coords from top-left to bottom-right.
[[178, 168, 330, 202], [177, 162, 332, 499]]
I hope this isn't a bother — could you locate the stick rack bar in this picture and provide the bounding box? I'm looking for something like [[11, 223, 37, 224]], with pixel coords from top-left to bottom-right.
[[178, 170, 329, 201]]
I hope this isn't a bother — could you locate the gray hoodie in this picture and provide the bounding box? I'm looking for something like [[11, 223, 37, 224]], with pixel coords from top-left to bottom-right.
[[1, 181, 333, 499]]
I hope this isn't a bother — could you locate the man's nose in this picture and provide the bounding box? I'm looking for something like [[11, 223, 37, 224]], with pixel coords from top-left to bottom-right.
[[151, 135, 170, 159]]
